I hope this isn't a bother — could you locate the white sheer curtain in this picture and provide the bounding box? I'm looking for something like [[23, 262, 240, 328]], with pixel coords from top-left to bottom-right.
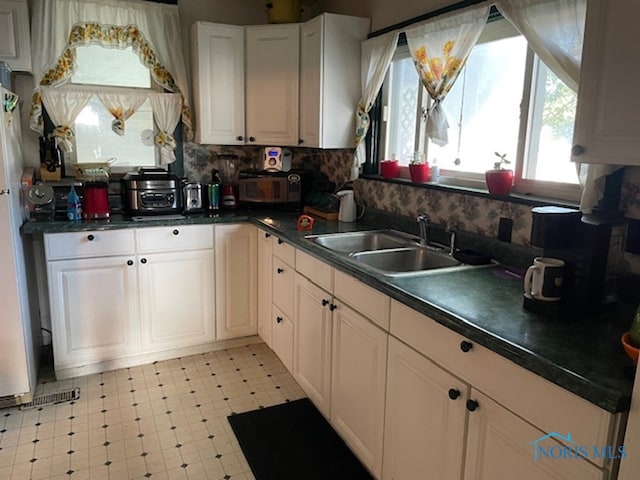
[[405, 6, 490, 146], [495, 0, 616, 212], [30, 0, 192, 139], [353, 31, 400, 180], [40, 87, 93, 153], [97, 91, 148, 136], [150, 93, 182, 166]]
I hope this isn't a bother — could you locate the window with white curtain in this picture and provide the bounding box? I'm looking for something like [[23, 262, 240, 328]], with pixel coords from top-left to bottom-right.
[[67, 45, 158, 169], [379, 17, 581, 201]]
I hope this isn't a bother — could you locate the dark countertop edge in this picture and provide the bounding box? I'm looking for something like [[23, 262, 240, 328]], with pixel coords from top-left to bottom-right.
[[22, 212, 632, 413]]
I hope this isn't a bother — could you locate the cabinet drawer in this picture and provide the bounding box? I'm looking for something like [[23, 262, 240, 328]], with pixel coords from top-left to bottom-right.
[[295, 249, 333, 292], [273, 256, 295, 318], [45, 230, 135, 260], [390, 300, 616, 460], [272, 304, 294, 373], [334, 269, 390, 330], [137, 225, 213, 253], [272, 236, 295, 266]]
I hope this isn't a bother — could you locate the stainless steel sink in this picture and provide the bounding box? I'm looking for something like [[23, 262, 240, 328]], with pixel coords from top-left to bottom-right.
[[305, 230, 416, 254], [351, 247, 462, 276]]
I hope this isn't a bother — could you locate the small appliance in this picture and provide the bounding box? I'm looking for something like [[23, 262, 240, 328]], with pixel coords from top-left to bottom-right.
[[183, 182, 203, 213], [336, 190, 356, 222], [216, 154, 240, 209], [82, 181, 110, 219], [238, 169, 311, 209], [26, 184, 55, 221], [122, 167, 183, 215], [263, 147, 292, 172]]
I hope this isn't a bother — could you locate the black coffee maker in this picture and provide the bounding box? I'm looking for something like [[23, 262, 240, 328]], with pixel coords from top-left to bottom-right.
[[524, 206, 628, 316]]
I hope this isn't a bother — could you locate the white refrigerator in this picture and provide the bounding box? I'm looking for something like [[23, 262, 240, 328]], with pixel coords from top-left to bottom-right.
[[0, 86, 38, 404]]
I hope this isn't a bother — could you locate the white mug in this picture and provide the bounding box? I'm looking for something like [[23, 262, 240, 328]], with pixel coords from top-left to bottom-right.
[[523, 257, 565, 302]]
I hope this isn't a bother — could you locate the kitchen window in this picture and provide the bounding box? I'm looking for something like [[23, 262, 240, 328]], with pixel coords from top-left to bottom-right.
[[67, 45, 159, 171], [377, 17, 581, 201]]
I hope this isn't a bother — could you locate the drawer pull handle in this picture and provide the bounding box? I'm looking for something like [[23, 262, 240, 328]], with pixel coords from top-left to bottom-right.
[[173, 229, 179, 236], [276, 316, 283, 324], [249, 136, 256, 142], [321, 299, 329, 306], [277, 239, 284, 245], [329, 304, 337, 311], [265, 232, 271, 238], [571, 144, 585, 156], [236, 135, 244, 141], [277, 267, 284, 274], [127, 260, 134, 266], [460, 341, 473, 353], [448, 388, 461, 400], [140, 258, 147, 264], [466, 399, 479, 412], [87, 234, 95, 241]]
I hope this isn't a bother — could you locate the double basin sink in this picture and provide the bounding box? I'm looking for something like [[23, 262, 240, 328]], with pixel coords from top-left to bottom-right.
[[305, 230, 482, 277]]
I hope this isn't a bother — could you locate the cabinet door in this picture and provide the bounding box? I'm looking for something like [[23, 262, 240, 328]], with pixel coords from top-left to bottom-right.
[[257, 229, 273, 347], [138, 250, 215, 351], [571, 0, 640, 165], [47, 256, 138, 369], [190, 22, 245, 145], [331, 301, 387, 478], [0, 0, 31, 72], [464, 389, 605, 480], [299, 15, 322, 148], [245, 24, 300, 146], [383, 337, 468, 480], [293, 273, 332, 417], [215, 224, 258, 340], [272, 255, 295, 318], [272, 304, 294, 373]]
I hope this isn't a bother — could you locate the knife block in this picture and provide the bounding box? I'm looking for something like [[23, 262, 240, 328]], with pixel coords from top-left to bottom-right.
[[40, 164, 61, 181]]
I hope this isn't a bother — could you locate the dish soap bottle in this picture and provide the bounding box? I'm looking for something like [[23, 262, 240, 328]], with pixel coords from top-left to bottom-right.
[[66, 185, 82, 221]]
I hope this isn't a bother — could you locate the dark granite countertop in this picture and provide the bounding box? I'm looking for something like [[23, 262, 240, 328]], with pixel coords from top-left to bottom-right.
[[22, 209, 635, 413]]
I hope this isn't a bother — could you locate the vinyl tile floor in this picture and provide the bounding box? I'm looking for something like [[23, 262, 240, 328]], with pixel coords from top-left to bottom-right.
[[0, 343, 306, 480]]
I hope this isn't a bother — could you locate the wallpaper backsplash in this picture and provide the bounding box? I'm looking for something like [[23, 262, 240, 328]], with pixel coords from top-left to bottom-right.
[[183, 145, 640, 275]]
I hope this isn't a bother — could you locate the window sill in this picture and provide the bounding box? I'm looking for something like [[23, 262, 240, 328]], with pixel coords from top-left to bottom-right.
[[359, 174, 579, 209]]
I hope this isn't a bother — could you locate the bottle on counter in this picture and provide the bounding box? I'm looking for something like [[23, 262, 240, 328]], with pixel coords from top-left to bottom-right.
[[66, 185, 82, 221]]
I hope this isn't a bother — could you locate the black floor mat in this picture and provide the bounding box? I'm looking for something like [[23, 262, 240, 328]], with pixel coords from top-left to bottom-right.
[[228, 398, 374, 480]]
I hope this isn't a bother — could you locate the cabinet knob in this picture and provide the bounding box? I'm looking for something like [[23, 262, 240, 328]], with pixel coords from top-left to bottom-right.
[[466, 399, 479, 412], [236, 135, 244, 141], [321, 299, 329, 306], [460, 341, 473, 353], [172, 229, 179, 236], [249, 136, 256, 142], [276, 316, 283, 324], [277, 239, 284, 245], [448, 388, 461, 400], [571, 144, 585, 156], [298, 138, 304, 145], [87, 234, 95, 241], [127, 260, 134, 266], [329, 304, 337, 311], [277, 267, 284, 274], [264, 232, 271, 238], [140, 258, 147, 264]]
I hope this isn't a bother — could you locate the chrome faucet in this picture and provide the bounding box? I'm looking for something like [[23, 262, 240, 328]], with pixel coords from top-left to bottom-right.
[[416, 214, 430, 246]]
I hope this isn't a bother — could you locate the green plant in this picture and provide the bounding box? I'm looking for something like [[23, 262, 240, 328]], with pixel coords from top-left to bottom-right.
[[493, 152, 511, 170], [410, 151, 426, 165]]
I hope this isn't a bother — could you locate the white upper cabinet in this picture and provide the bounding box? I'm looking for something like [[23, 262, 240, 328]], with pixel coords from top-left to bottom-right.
[[245, 23, 300, 146], [299, 14, 370, 148], [0, 0, 31, 72], [571, 0, 640, 165], [190, 22, 245, 145]]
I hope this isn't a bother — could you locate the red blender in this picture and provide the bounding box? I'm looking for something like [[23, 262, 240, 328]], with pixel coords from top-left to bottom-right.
[[216, 154, 239, 209], [82, 168, 110, 219]]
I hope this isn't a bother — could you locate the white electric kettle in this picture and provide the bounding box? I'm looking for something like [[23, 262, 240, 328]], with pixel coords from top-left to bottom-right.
[[336, 190, 356, 222]]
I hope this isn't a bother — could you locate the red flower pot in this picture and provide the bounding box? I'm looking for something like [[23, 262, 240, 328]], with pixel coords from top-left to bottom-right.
[[380, 160, 400, 178], [409, 163, 430, 183], [485, 169, 514, 195]]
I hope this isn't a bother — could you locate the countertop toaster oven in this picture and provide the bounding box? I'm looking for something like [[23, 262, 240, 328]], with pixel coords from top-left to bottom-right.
[[122, 168, 183, 215]]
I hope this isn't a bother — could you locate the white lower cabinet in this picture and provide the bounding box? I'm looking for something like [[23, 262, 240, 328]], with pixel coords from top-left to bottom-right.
[[293, 272, 333, 417], [257, 229, 273, 347], [331, 300, 387, 479], [272, 303, 294, 372], [383, 337, 468, 480], [138, 250, 214, 351], [47, 255, 139, 369], [214, 224, 257, 340]]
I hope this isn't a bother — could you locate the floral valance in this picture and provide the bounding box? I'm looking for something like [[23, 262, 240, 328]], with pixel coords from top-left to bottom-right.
[[30, 0, 192, 141], [40, 86, 183, 164]]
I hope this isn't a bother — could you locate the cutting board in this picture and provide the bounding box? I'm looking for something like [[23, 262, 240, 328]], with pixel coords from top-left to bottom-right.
[[303, 206, 339, 221]]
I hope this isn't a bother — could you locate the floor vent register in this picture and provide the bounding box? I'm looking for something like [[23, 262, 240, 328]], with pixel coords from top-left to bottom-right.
[[19, 387, 81, 410]]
